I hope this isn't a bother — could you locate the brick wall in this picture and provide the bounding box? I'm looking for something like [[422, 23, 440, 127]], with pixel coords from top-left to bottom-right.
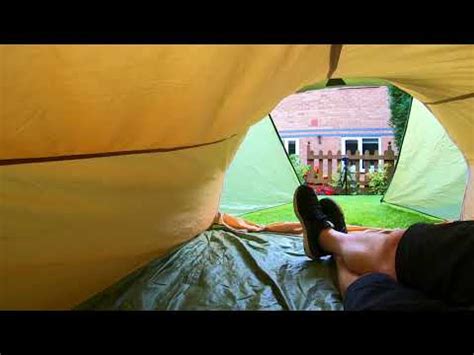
[[271, 86, 396, 164]]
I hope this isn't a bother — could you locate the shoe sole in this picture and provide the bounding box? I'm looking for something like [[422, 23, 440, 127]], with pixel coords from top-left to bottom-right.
[[293, 190, 316, 259]]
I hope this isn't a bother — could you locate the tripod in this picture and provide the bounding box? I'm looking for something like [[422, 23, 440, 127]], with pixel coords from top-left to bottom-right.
[[339, 157, 352, 195]]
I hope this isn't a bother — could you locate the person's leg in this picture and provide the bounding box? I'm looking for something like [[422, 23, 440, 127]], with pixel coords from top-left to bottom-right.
[[319, 228, 405, 280], [342, 272, 449, 311], [294, 185, 474, 306], [324, 222, 474, 307], [334, 254, 449, 310], [395, 221, 474, 306], [294, 185, 405, 278], [333, 255, 361, 297]]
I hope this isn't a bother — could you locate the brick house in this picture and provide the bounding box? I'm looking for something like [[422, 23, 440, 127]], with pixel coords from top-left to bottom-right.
[[271, 86, 396, 172]]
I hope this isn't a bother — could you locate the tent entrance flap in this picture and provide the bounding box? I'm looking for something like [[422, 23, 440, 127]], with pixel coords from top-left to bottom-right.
[[219, 116, 300, 216], [383, 98, 469, 220]]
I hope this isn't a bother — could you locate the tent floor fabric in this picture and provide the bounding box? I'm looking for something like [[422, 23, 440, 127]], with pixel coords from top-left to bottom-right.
[[76, 227, 343, 310]]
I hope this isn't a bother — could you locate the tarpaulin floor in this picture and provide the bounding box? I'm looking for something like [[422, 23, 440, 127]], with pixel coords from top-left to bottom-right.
[[76, 227, 343, 310]]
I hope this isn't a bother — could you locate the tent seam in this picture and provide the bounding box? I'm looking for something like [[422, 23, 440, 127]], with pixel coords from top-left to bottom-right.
[[268, 113, 302, 185], [425, 92, 474, 105], [0, 134, 238, 166], [326, 45, 344, 80]]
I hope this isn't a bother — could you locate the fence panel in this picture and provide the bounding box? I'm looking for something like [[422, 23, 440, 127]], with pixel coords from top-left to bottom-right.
[[305, 142, 398, 193]]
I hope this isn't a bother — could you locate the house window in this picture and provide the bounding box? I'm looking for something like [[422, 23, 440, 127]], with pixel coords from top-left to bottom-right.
[[283, 139, 299, 156], [344, 139, 359, 155], [341, 137, 381, 172], [288, 141, 296, 155], [362, 138, 379, 155]]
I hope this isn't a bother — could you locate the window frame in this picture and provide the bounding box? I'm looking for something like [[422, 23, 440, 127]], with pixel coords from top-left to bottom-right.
[[341, 137, 381, 172], [283, 138, 300, 157]]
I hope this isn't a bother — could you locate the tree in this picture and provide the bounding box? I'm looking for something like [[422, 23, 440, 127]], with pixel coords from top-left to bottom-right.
[[388, 85, 412, 150]]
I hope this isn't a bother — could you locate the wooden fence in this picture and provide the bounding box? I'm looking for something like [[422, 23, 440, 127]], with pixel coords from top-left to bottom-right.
[[305, 141, 398, 192]]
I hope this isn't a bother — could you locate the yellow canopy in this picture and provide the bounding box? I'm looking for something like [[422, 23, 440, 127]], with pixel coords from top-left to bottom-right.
[[1, 45, 472, 309]]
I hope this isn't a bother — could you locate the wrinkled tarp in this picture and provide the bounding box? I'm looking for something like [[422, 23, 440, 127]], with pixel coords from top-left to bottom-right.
[[76, 228, 343, 310]]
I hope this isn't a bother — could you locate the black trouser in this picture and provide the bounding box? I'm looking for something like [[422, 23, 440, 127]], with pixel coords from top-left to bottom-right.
[[344, 221, 474, 310]]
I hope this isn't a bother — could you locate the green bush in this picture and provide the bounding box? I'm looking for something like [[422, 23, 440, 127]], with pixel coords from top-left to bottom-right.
[[367, 164, 390, 195], [388, 85, 412, 150], [329, 162, 343, 189]]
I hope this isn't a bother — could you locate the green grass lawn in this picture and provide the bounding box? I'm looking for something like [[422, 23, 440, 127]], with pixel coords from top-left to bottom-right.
[[242, 195, 442, 229]]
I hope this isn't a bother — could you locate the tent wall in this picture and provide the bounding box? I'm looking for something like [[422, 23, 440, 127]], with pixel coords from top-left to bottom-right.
[[219, 116, 300, 216], [0, 134, 245, 309], [383, 99, 468, 220], [428, 98, 474, 220]]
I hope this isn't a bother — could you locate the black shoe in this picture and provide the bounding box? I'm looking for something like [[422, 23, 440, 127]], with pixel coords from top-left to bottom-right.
[[293, 185, 335, 259], [320, 198, 347, 233]]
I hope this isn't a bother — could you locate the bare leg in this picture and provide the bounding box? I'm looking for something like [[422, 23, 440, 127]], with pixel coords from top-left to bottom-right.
[[320, 228, 406, 280], [334, 255, 362, 298]]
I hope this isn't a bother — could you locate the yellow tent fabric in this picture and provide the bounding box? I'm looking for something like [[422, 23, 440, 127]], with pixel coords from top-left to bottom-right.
[[0, 45, 330, 159], [1, 45, 473, 309], [1, 135, 246, 309]]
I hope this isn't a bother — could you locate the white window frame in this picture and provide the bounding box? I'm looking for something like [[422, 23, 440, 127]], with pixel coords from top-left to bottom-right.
[[341, 137, 381, 173], [283, 138, 300, 156]]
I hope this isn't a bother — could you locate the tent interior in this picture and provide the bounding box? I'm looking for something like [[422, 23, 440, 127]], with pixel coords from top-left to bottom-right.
[[0, 45, 472, 310]]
